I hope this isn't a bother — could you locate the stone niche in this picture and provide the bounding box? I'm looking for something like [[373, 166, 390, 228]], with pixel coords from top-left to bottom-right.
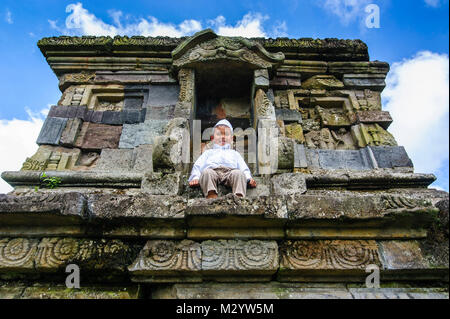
[[171, 29, 285, 173], [195, 64, 253, 132]]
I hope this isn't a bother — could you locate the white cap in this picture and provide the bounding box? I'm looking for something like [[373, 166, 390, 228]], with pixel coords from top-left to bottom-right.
[[214, 119, 233, 134]]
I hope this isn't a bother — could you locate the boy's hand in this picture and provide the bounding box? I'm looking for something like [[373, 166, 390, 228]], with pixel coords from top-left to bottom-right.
[[248, 178, 257, 188], [189, 179, 200, 187]]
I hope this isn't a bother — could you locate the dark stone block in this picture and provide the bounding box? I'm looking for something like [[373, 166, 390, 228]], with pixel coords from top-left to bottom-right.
[[84, 110, 93, 122], [102, 111, 122, 125], [124, 96, 144, 109], [66, 106, 78, 118], [369, 146, 413, 168], [146, 105, 175, 120], [36, 117, 68, 145], [48, 105, 69, 118], [318, 149, 373, 170], [140, 109, 147, 122], [148, 85, 180, 107], [122, 110, 142, 124], [275, 108, 303, 123], [305, 148, 374, 170], [90, 111, 103, 123], [75, 106, 87, 119]]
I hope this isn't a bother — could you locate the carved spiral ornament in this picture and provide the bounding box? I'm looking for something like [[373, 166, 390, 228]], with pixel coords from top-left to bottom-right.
[[0, 238, 36, 267]]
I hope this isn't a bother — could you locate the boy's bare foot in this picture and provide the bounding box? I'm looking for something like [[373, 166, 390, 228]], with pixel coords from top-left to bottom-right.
[[206, 191, 218, 199]]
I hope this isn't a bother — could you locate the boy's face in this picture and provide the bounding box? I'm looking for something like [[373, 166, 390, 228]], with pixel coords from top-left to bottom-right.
[[213, 125, 233, 146]]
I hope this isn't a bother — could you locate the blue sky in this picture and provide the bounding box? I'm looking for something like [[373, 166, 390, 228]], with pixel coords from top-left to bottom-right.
[[0, 0, 448, 192]]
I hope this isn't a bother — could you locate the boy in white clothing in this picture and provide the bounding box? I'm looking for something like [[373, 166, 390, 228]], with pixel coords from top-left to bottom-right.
[[188, 119, 257, 198]]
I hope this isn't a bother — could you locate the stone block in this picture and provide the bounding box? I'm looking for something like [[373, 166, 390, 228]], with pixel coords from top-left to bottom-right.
[[0, 238, 39, 271], [356, 110, 393, 129], [306, 149, 374, 170], [146, 105, 175, 120], [379, 241, 429, 270], [369, 146, 413, 168], [119, 119, 168, 149], [280, 240, 381, 272], [275, 108, 302, 123], [20, 285, 140, 299], [201, 240, 279, 273], [95, 148, 134, 171], [48, 105, 69, 118], [302, 75, 344, 89], [102, 111, 122, 125], [271, 173, 307, 195], [90, 111, 103, 123], [285, 123, 304, 144], [148, 85, 180, 107], [141, 172, 183, 195], [343, 73, 386, 91], [121, 109, 143, 124], [74, 122, 122, 150], [59, 118, 83, 146], [294, 144, 308, 168], [277, 136, 295, 170], [36, 117, 68, 145], [128, 240, 201, 282], [246, 176, 270, 197], [133, 144, 153, 172], [124, 96, 144, 109]]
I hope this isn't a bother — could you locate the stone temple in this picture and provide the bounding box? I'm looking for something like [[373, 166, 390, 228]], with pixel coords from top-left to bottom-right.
[[0, 29, 448, 299]]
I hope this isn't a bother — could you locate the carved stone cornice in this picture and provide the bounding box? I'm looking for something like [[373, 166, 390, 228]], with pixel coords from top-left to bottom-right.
[[171, 29, 285, 71]]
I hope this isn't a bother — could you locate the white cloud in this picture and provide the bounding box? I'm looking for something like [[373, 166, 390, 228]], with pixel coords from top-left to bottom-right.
[[318, 0, 372, 25], [382, 51, 449, 188], [208, 13, 268, 37], [49, 2, 203, 37], [0, 108, 48, 194], [5, 8, 13, 24], [49, 3, 285, 38]]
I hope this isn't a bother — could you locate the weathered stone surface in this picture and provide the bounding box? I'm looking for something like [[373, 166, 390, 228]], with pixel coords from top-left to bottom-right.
[[141, 172, 183, 195], [74, 122, 122, 150], [36, 117, 68, 145], [369, 146, 413, 168], [343, 73, 386, 91], [59, 118, 83, 146], [95, 149, 134, 171], [201, 240, 278, 273], [294, 143, 308, 168], [275, 108, 302, 123], [21, 145, 81, 171], [379, 241, 430, 270], [147, 85, 180, 107], [119, 119, 168, 149], [0, 192, 88, 224], [277, 136, 295, 170], [133, 144, 153, 172], [356, 110, 392, 129], [128, 240, 201, 277], [352, 123, 397, 147], [20, 285, 141, 299], [302, 75, 344, 89], [152, 283, 448, 299], [285, 123, 304, 143], [328, 61, 390, 75], [0, 238, 39, 271], [306, 148, 374, 170], [87, 193, 186, 219], [271, 173, 306, 195], [280, 240, 381, 271]]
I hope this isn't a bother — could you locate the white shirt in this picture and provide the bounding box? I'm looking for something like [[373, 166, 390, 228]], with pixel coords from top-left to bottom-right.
[[188, 143, 252, 182]]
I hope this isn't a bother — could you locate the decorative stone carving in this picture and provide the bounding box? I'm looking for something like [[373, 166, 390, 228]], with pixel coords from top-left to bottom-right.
[[280, 240, 381, 270], [0, 238, 38, 270], [35, 237, 79, 269], [201, 240, 278, 271], [315, 106, 352, 127], [172, 30, 284, 71], [351, 123, 397, 148], [302, 75, 344, 90], [284, 123, 304, 144], [178, 68, 195, 103], [21, 145, 81, 171], [128, 240, 201, 273], [254, 89, 275, 119]]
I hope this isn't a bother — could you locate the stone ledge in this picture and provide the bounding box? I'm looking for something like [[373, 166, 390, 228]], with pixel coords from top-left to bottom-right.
[[151, 283, 448, 299]]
